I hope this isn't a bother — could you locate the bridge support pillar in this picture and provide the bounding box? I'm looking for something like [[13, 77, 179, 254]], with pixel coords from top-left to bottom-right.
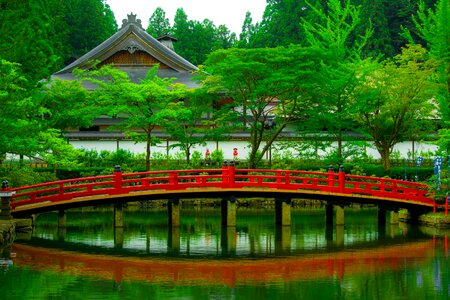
[[336, 224, 345, 246], [377, 207, 387, 237], [168, 226, 180, 254], [275, 225, 291, 254], [168, 198, 181, 227], [390, 210, 399, 225], [58, 209, 66, 228], [325, 203, 334, 224], [114, 227, 124, 249], [221, 196, 236, 227], [114, 203, 123, 228], [221, 226, 236, 255], [275, 197, 291, 226], [336, 205, 345, 226]]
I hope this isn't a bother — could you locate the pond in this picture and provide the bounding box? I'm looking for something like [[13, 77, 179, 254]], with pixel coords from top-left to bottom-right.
[[1, 206, 449, 299]]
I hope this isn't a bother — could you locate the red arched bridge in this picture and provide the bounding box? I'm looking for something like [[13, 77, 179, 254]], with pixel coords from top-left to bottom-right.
[[3, 165, 439, 218]]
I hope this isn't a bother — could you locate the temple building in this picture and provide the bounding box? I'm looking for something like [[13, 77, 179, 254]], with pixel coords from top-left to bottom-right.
[[52, 13, 204, 151], [51, 14, 434, 160]]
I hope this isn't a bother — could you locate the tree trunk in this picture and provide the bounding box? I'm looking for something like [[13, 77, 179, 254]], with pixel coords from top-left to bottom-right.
[[185, 147, 191, 165], [145, 134, 151, 171], [380, 147, 391, 170]]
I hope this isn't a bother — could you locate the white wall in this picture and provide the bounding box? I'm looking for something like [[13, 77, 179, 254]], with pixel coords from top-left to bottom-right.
[[69, 140, 439, 161]]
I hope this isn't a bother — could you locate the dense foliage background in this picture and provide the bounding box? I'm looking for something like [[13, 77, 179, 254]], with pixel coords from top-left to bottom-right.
[[0, 0, 449, 187]]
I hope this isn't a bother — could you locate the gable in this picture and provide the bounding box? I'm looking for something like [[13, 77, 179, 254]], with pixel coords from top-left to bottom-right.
[[52, 13, 199, 88]]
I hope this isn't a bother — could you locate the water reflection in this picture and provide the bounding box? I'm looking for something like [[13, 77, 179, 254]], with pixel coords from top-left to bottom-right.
[[2, 207, 450, 300], [21, 207, 433, 257]]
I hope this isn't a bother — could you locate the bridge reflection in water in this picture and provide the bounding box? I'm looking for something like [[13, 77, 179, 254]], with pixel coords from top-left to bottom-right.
[[10, 240, 439, 287]]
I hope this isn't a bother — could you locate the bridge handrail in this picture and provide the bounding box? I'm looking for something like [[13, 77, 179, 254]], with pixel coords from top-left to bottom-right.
[[7, 166, 437, 211]]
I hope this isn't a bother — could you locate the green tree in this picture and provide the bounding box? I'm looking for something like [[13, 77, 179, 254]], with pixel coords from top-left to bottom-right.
[[0, 0, 61, 82], [216, 25, 236, 49], [238, 11, 256, 48], [65, 0, 118, 61], [204, 46, 319, 168], [301, 0, 373, 161], [146, 7, 172, 38], [158, 89, 222, 164], [41, 78, 97, 133], [79, 65, 187, 171], [0, 59, 80, 165], [407, 0, 450, 120], [251, 0, 314, 48], [353, 45, 438, 170], [172, 8, 194, 62]]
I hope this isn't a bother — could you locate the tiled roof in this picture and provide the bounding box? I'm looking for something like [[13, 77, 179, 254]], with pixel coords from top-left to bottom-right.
[[52, 13, 199, 88]]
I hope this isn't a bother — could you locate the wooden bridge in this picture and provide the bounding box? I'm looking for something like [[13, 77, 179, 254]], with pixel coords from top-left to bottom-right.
[[0, 164, 441, 227]]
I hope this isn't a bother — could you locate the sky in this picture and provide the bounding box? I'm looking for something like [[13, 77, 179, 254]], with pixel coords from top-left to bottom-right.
[[105, 0, 267, 35]]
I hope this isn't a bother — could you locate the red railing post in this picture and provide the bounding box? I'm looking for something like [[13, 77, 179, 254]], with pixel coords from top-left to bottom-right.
[[169, 171, 178, 187], [222, 161, 229, 187], [338, 165, 345, 193], [113, 165, 123, 192], [229, 161, 235, 187], [328, 165, 335, 191], [285, 171, 290, 186], [59, 182, 64, 197]]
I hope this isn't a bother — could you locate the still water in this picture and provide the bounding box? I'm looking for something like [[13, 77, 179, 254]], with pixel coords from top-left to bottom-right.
[[1, 205, 449, 299]]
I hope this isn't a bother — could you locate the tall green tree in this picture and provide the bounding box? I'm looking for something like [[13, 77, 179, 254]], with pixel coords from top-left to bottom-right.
[[238, 11, 256, 48], [65, 0, 118, 61], [301, 0, 373, 160], [216, 25, 236, 49], [353, 45, 438, 170], [204, 46, 320, 168], [407, 0, 450, 152], [0, 59, 79, 165], [146, 7, 172, 38], [79, 65, 187, 171], [407, 0, 450, 119], [0, 0, 61, 82], [172, 8, 194, 62], [251, 0, 314, 48]]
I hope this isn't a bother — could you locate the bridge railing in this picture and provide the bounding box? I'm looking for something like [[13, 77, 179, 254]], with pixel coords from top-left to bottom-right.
[[8, 164, 436, 210]]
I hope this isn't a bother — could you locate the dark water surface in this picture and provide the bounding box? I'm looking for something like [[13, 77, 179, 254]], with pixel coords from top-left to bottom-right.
[[1, 206, 449, 299]]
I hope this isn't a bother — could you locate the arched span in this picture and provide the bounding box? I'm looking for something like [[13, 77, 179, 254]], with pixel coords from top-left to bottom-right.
[[7, 166, 438, 217]]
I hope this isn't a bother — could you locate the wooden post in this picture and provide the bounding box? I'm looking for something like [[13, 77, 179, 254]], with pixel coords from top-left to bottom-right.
[[222, 161, 229, 187], [114, 227, 124, 249], [168, 226, 180, 254], [336, 205, 345, 226], [390, 210, 399, 225], [228, 161, 235, 187], [275, 225, 291, 254], [221, 196, 236, 227], [338, 165, 345, 193], [221, 226, 236, 255], [328, 165, 335, 190], [58, 209, 66, 228], [114, 202, 123, 228], [168, 197, 181, 227], [377, 207, 386, 238], [113, 165, 122, 192], [325, 203, 334, 225], [275, 197, 291, 226]]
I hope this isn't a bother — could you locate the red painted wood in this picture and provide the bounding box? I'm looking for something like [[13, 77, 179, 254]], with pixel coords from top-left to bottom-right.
[[8, 166, 439, 211]]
